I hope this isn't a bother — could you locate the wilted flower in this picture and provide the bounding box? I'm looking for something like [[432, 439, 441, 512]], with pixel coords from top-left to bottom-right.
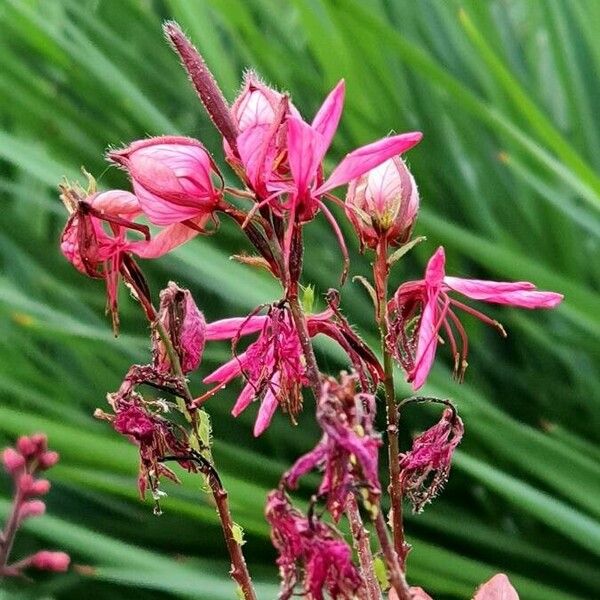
[[283, 373, 381, 520], [346, 156, 419, 250], [60, 184, 200, 330], [203, 304, 309, 436], [153, 282, 206, 374], [399, 407, 464, 512], [388, 246, 564, 390], [108, 135, 222, 227], [265, 490, 363, 600], [98, 368, 197, 501]]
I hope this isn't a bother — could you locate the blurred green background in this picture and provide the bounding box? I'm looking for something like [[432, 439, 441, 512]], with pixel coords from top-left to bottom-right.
[[1, 0, 599, 598]]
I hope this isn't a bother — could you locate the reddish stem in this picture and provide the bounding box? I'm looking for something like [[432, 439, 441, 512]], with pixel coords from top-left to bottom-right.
[[0, 489, 23, 570], [346, 494, 382, 600]]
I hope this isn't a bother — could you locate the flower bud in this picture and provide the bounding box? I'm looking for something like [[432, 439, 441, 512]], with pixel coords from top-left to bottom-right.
[[38, 451, 60, 470], [16, 436, 37, 458], [30, 551, 71, 572], [154, 282, 206, 374], [108, 136, 222, 226], [19, 499, 46, 521], [2, 448, 25, 474], [18, 474, 51, 496], [345, 156, 419, 249]]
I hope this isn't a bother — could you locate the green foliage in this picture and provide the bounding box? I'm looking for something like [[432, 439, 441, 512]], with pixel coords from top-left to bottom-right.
[[0, 0, 598, 598]]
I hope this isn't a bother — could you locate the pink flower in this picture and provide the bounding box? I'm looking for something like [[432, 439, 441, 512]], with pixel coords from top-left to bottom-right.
[[399, 407, 464, 512], [108, 136, 222, 226], [345, 156, 419, 250], [265, 490, 362, 600], [281, 80, 422, 222], [388, 246, 564, 390], [153, 282, 206, 374], [60, 187, 201, 330], [473, 574, 519, 600], [203, 305, 309, 436], [283, 373, 381, 521]]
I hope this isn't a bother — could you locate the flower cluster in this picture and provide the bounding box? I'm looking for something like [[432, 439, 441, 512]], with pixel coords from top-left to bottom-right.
[[265, 490, 362, 600], [283, 373, 381, 520], [0, 435, 70, 577], [54, 20, 559, 600]]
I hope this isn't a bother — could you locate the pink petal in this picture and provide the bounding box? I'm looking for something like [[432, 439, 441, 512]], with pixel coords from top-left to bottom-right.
[[317, 131, 422, 194], [203, 351, 248, 385], [253, 373, 280, 436], [410, 290, 441, 390], [231, 382, 257, 417], [473, 574, 519, 600], [237, 124, 277, 189], [444, 277, 563, 309], [389, 588, 434, 600], [132, 179, 204, 226], [130, 218, 207, 259], [425, 246, 446, 287], [205, 316, 268, 340], [286, 117, 326, 194], [311, 80, 345, 153], [90, 190, 140, 216]]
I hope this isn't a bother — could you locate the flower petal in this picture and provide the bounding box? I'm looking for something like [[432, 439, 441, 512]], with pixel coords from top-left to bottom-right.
[[203, 351, 248, 385], [130, 218, 207, 259], [311, 79, 345, 153], [253, 373, 280, 436], [444, 276, 563, 308], [231, 382, 257, 417], [286, 117, 326, 194], [410, 290, 441, 390], [317, 131, 422, 194], [425, 246, 446, 287], [205, 316, 268, 340]]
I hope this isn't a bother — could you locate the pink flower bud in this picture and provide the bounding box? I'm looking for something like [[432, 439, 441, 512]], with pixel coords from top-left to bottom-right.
[[30, 551, 71, 572], [153, 282, 206, 374], [2, 448, 25, 474], [19, 474, 51, 496], [19, 499, 46, 521], [16, 436, 37, 458], [29, 433, 48, 453], [345, 156, 419, 249], [108, 136, 222, 226], [38, 451, 60, 470]]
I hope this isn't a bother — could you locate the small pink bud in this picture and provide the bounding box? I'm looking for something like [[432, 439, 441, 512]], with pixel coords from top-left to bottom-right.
[[19, 474, 51, 496], [16, 436, 37, 458], [345, 156, 419, 249], [30, 551, 71, 572], [154, 282, 206, 374], [19, 499, 46, 521], [38, 451, 60, 470], [108, 136, 222, 226], [29, 433, 48, 453], [2, 448, 25, 474]]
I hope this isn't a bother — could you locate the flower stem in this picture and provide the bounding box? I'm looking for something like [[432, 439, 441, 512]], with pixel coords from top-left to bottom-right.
[[124, 270, 257, 600], [373, 510, 411, 600], [346, 494, 382, 600], [373, 241, 410, 569], [0, 490, 22, 570]]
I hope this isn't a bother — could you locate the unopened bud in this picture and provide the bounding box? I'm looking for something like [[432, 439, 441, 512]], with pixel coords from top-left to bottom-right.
[[38, 451, 60, 470], [19, 474, 51, 496], [30, 551, 71, 572], [154, 282, 206, 374], [108, 136, 222, 226], [2, 448, 25, 474], [16, 436, 37, 458], [345, 157, 419, 249], [29, 433, 48, 453], [19, 499, 46, 521]]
